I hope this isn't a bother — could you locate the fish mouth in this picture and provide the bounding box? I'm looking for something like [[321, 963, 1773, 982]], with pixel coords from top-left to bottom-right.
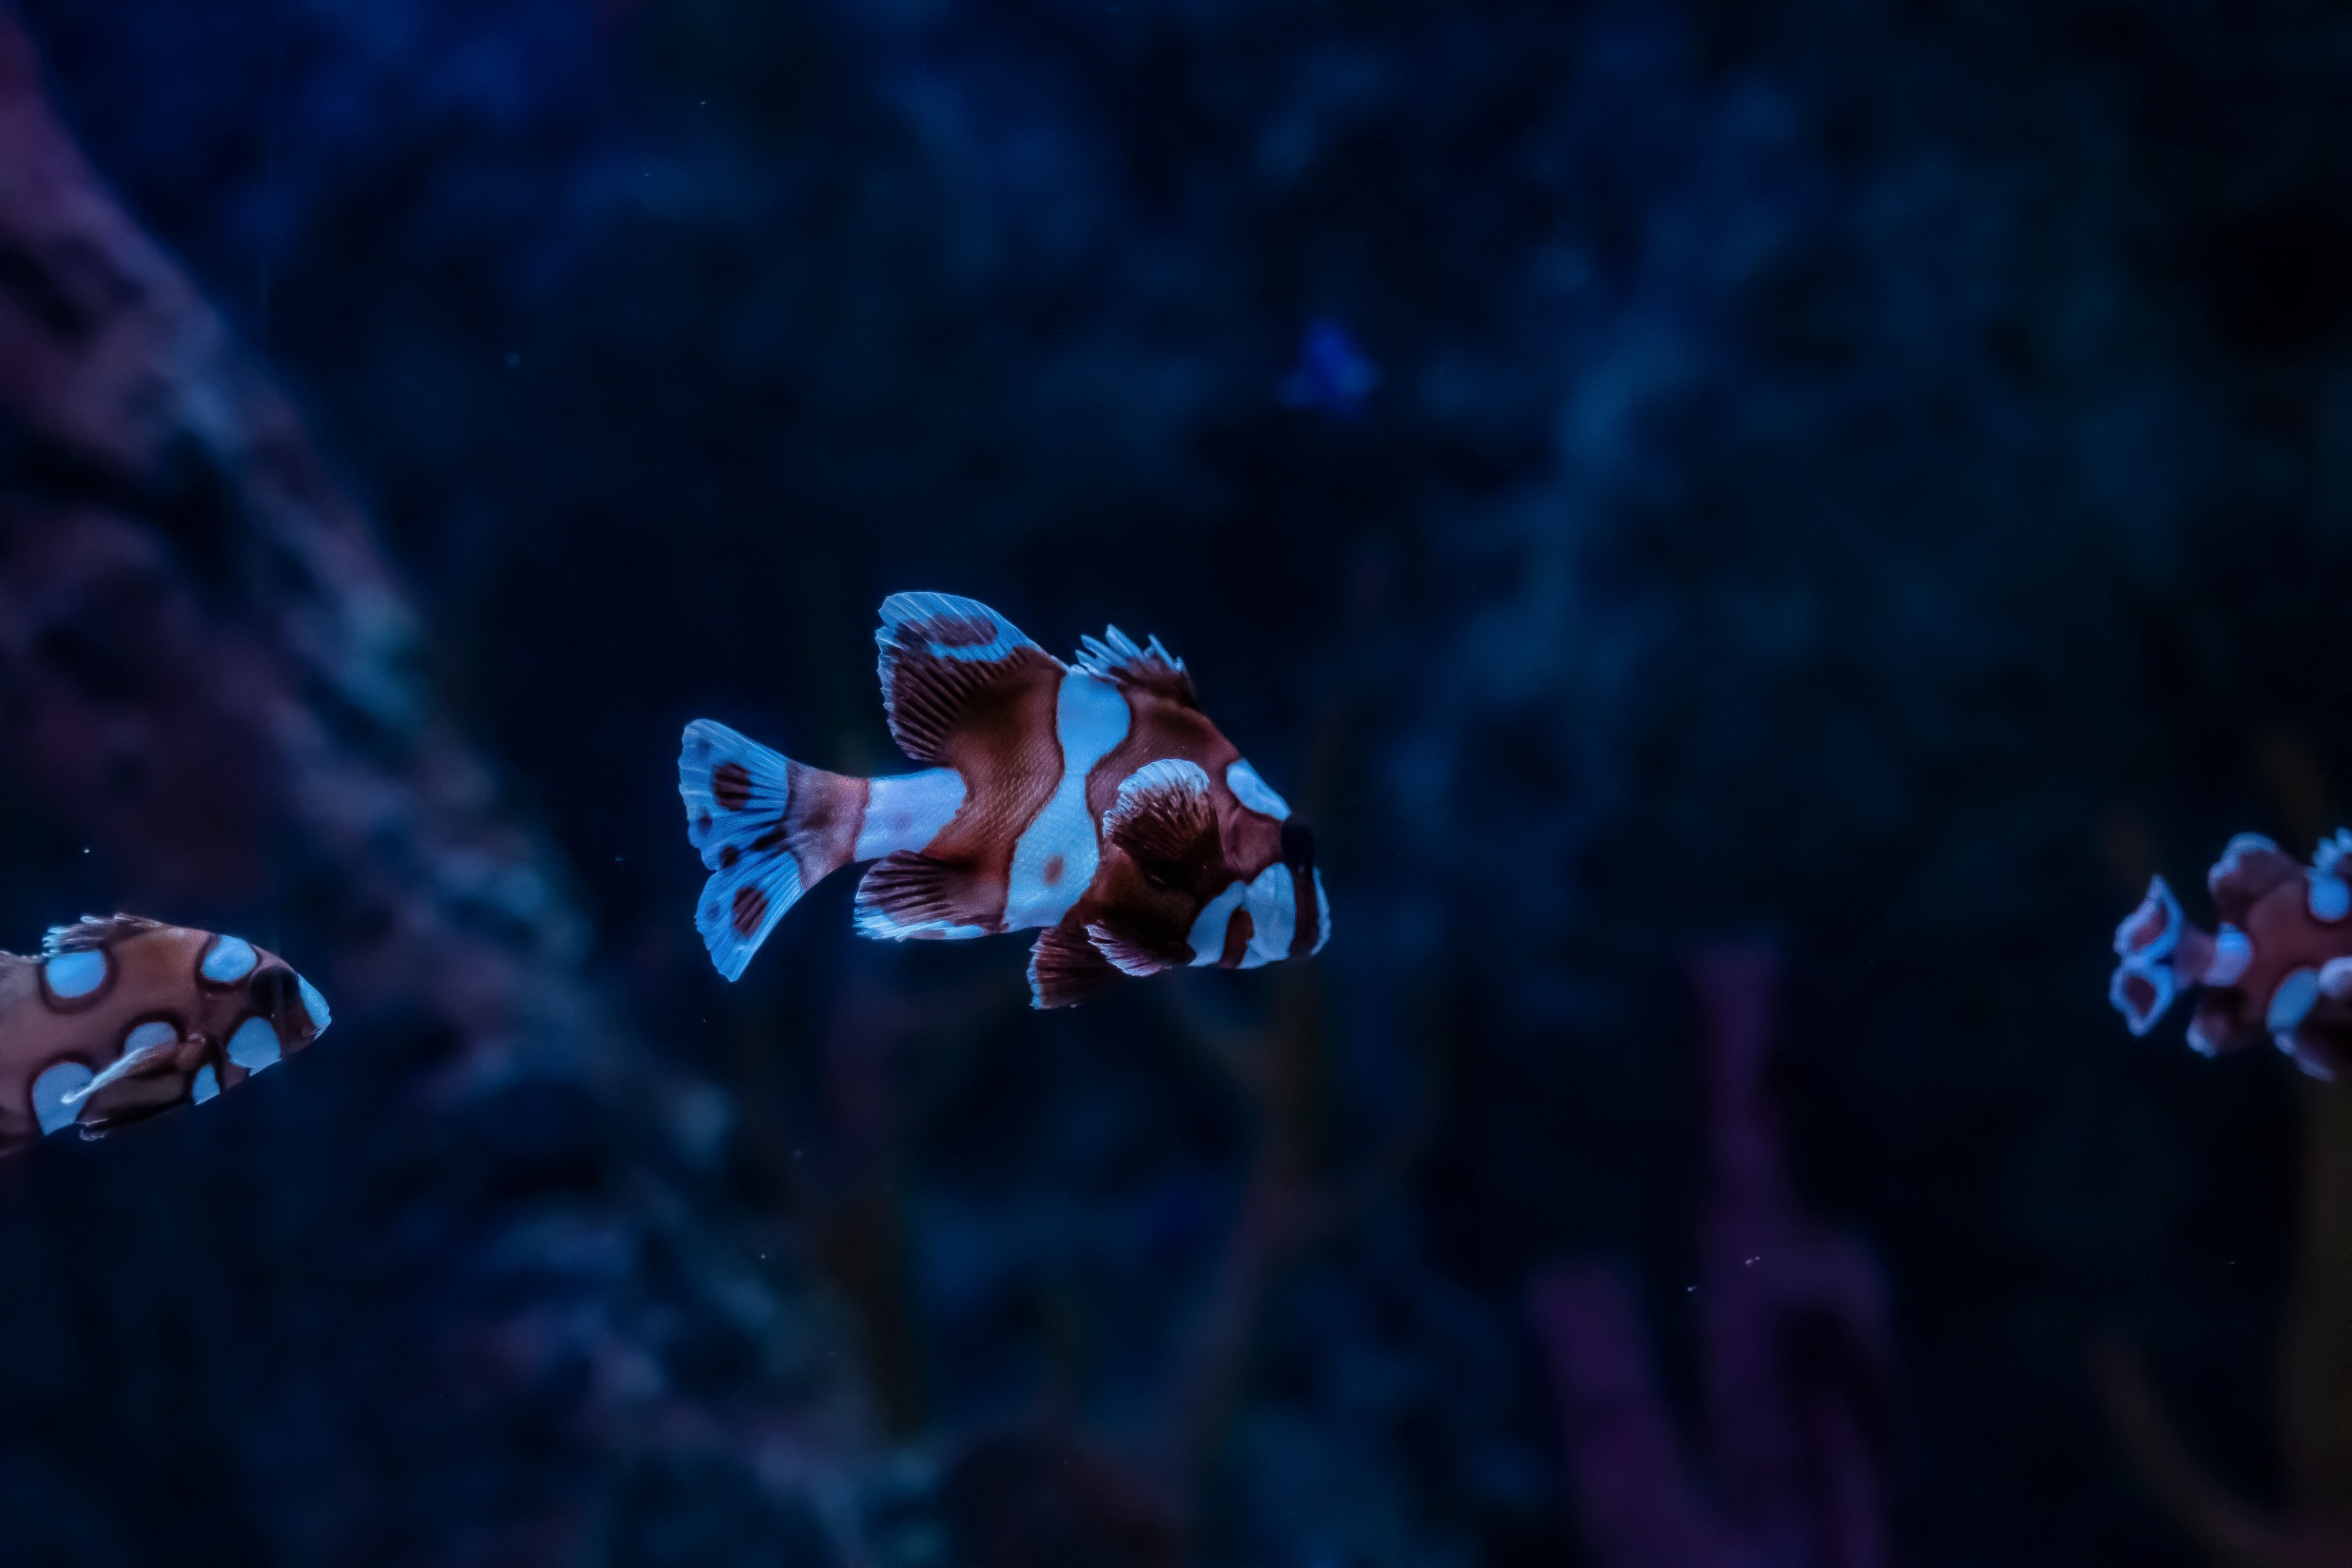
[[1279, 820, 1316, 876]]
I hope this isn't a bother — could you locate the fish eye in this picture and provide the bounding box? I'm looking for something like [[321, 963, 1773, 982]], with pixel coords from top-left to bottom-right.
[[1280, 820, 1316, 873], [245, 967, 301, 1023]]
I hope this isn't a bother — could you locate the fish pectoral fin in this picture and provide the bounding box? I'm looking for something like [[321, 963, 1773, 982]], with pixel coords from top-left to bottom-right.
[[854, 852, 995, 940], [1101, 759, 1217, 874], [1074, 625, 1199, 709], [874, 592, 1067, 764], [1029, 925, 1124, 1008], [60, 1036, 183, 1107], [1083, 920, 1187, 978]]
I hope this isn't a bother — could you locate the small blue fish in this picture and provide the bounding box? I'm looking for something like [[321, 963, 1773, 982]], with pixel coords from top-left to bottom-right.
[[1280, 319, 1380, 418]]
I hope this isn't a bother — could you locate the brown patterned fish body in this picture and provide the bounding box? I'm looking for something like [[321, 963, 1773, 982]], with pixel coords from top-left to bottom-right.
[[0, 915, 331, 1156], [2111, 831, 2352, 1078], [681, 593, 1327, 1007]]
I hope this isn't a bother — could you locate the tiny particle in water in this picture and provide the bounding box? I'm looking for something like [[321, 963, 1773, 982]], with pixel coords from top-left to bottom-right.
[[1744, 1255, 1761, 1267], [1686, 1284, 1697, 1294], [505, 351, 521, 368], [81, 847, 89, 855]]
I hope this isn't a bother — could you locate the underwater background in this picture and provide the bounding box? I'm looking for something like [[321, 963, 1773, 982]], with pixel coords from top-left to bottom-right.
[[2, 0, 2350, 1562]]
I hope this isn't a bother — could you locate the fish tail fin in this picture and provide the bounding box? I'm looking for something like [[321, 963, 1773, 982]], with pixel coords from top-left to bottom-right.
[[679, 720, 869, 980]]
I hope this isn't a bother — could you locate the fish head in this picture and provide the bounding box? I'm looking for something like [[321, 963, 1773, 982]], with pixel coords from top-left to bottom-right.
[[1216, 816, 1327, 969], [10, 920, 333, 1149], [1093, 753, 1330, 971]]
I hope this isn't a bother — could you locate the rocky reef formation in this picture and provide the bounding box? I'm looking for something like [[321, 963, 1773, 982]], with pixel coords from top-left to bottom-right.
[[0, 13, 869, 1562]]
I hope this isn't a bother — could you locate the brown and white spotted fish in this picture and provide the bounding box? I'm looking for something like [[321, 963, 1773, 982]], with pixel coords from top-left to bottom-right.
[[0, 915, 331, 1157], [679, 592, 1328, 1007], [2112, 830, 2352, 1080]]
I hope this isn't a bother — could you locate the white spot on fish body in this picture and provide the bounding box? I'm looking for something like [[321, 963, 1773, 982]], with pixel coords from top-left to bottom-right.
[[298, 976, 331, 1035], [1240, 862, 1296, 968], [2322, 956, 2352, 1000], [1226, 760, 1290, 820], [2270, 968, 2321, 1034], [43, 949, 105, 1000], [2206, 925, 2253, 986], [856, 768, 967, 860], [1004, 673, 1129, 931], [32, 1062, 92, 1134], [201, 934, 259, 983], [228, 1016, 282, 1073], [1187, 881, 1247, 964], [191, 1064, 220, 1104]]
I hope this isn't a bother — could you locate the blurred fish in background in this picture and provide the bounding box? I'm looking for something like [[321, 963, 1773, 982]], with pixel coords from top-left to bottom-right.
[[0, 915, 328, 1156]]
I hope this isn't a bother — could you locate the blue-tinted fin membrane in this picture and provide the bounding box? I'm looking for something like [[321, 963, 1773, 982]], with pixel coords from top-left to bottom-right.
[[878, 593, 1038, 666], [681, 720, 793, 868], [695, 850, 804, 981], [681, 720, 806, 980], [874, 593, 1064, 763], [853, 852, 989, 941]]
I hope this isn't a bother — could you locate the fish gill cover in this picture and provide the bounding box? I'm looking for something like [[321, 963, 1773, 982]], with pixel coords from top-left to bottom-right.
[[4, 0, 2352, 1563]]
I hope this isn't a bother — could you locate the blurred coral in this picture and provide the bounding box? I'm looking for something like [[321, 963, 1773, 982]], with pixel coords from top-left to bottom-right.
[[1529, 947, 1898, 1568]]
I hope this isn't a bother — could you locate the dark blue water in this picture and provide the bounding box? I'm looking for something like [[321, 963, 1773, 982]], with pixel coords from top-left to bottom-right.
[[4, 1, 2348, 1562]]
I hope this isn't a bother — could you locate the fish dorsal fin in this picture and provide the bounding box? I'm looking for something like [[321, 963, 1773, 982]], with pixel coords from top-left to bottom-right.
[[875, 593, 1067, 764], [1101, 759, 1217, 878], [2209, 833, 2299, 926], [1029, 924, 1123, 1008], [42, 914, 164, 955], [1075, 626, 1198, 709]]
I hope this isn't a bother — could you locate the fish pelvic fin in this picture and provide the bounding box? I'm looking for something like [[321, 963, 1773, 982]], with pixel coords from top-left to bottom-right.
[[1029, 924, 1124, 1008], [681, 720, 869, 981]]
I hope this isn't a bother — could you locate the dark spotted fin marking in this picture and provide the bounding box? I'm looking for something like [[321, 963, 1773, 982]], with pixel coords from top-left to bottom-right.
[[1029, 925, 1124, 1008], [854, 851, 995, 941], [1100, 759, 1218, 878], [1075, 625, 1197, 708], [681, 720, 804, 981], [874, 591, 1067, 764]]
